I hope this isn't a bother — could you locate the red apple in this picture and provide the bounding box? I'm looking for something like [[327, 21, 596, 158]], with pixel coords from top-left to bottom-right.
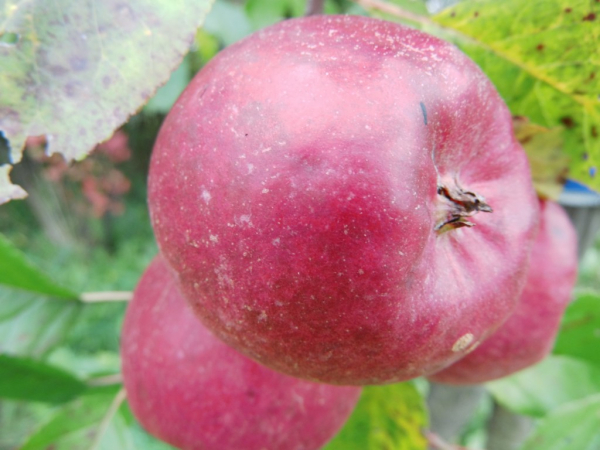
[[148, 15, 539, 384], [428, 200, 578, 384], [121, 256, 361, 450]]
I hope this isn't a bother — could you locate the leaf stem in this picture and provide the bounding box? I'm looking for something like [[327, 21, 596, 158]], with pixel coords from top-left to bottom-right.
[[87, 373, 124, 387], [305, 0, 325, 16], [88, 388, 127, 450], [80, 291, 133, 302]]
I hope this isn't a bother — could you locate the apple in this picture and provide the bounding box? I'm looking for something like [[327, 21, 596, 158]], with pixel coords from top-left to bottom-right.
[[148, 15, 539, 384], [428, 200, 578, 384], [121, 256, 361, 450]]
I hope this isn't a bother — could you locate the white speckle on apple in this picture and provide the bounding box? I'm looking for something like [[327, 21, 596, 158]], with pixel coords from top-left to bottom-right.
[[452, 333, 474, 352], [201, 189, 211, 204]]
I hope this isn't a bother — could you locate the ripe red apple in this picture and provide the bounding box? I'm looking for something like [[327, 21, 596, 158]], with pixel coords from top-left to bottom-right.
[[148, 15, 539, 384], [121, 256, 361, 450], [429, 200, 578, 384]]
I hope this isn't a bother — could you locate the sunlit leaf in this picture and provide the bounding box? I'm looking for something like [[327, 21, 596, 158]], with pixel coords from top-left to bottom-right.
[[487, 355, 600, 418], [433, 0, 600, 191], [324, 382, 427, 450]]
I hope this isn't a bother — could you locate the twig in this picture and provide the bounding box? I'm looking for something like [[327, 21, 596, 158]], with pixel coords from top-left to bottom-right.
[[87, 373, 124, 387], [80, 291, 133, 302], [88, 388, 127, 450], [425, 430, 476, 450], [305, 0, 325, 16], [354, 0, 435, 27]]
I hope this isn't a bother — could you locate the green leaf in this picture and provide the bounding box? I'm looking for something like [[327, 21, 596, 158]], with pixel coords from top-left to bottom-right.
[[144, 56, 192, 114], [20, 387, 174, 450], [324, 382, 428, 450], [0, 287, 82, 357], [520, 394, 600, 450], [553, 292, 600, 367], [0, 233, 78, 299], [487, 355, 600, 418], [0, 354, 87, 404], [0, 0, 214, 170], [433, 0, 600, 191], [19, 386, 121, 450]]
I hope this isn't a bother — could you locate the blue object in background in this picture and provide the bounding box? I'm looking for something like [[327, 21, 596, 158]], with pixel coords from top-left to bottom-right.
[[559, 180, 600, 258]]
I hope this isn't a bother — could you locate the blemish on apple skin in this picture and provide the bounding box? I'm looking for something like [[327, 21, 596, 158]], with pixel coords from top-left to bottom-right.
[[201, 189, 211, 204], [452, 333, 474, 352], [420, 102, 427, 125]]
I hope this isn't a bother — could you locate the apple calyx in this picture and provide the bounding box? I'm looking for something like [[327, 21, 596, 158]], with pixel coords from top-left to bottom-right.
[[435, 182, 493, 233]]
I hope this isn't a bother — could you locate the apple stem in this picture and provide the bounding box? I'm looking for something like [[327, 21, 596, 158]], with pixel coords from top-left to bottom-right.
[[435, 182, 493, 233], [305, 0, 325, 15]]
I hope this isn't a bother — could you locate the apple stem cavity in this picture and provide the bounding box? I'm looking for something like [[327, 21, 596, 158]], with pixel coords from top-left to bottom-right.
[[435, 182, 493, 233]]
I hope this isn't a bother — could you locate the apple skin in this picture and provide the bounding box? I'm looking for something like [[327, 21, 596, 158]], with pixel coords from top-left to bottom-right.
[[429, 200, 578, 384], [148, 15, 539, 384], [121, 256, 361, 450]]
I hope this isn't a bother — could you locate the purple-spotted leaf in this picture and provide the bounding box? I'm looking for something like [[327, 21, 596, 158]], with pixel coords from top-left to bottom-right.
[[0, 0, 214, 201], [433, 0, 600, 192]]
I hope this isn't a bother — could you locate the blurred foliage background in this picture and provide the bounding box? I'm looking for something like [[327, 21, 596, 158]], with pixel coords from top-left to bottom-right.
[[1, 0, 600, 449]]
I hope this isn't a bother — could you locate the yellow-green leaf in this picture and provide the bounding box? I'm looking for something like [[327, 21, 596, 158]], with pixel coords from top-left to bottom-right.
[[513, 116, 568, 200], [324, 382, 427, 450], [434, 0, 600, 191]]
